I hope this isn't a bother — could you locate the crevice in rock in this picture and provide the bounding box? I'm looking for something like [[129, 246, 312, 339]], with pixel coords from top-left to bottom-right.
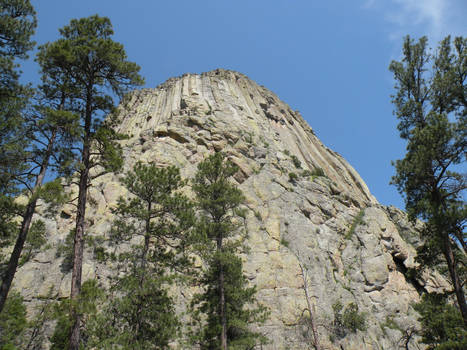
[[154, 130, 189, 143], [392, 253, 424, 294]]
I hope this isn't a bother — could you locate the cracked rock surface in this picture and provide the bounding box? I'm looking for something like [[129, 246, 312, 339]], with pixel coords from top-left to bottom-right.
[[13, 69, 449, 349]]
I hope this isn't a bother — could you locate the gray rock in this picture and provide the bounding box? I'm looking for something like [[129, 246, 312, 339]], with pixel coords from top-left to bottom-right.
[[10, 69, 448, 350]]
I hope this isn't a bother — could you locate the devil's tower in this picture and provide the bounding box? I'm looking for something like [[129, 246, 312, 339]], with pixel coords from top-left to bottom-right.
[[15, 69, 449, 349]]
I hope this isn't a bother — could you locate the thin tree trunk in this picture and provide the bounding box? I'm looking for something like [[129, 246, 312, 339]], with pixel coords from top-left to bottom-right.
[[217, 235, 228, 350], [69, 146, 89, 350], [443, 233, 467, 325], [0, 130, 56, 313], [69, 89, 92, 350], [299, 262, 321, 350]]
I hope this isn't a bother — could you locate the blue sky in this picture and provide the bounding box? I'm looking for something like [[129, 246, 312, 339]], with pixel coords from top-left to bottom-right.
[[22, 0, 466, 209]]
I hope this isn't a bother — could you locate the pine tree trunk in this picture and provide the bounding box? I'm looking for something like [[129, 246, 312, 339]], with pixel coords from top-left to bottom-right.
[[0, 130, 56, 313], [69, 90, 93, 350], [69, 147, 89, 350], [443, 234, 467, 325], [217, 235, 228, 350]]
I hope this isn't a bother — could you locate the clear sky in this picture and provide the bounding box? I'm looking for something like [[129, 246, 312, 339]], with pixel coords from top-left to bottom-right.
[[21, 0, 466, 209]]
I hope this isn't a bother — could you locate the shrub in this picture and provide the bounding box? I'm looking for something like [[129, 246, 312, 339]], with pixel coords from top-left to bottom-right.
[[345, 209, 365, 239], [280, 237, 290, 247], [291, 155, 302, 169], [288, 172, 298, 183], [342, 303, 367, 332], [311, 167, 326, 177], [56, 230, 74, 272], [332, 301, 367, 338]]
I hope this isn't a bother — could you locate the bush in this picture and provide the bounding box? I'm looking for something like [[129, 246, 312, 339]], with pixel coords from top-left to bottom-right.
[[56, 229, 74, 272], [291, 155, 302, 169], [342, 303, 367, 332], [332, 301, 367, 338], [311, 167, 326, 177], [288, 172, 298, 183]]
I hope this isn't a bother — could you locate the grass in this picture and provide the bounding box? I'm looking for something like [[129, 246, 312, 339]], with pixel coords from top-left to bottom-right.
[[345, 209, 365, 240]]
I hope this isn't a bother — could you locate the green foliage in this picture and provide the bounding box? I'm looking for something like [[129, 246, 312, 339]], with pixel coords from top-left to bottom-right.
[[0, 0, 36, 58], [0, 0, 36, 249], [35, 12, 144, 184], [55, 229, 74, 272], [345, 209, 365, 240], [0, 196, 21, 249], [0, 291, 27, 349], [50, 279, 103, 350], [191, 152, 269, 349], [389, 35, 467, 323], [87, 276, 179, 350], [253, 210, 261, 220], [19, 220, 46, 265], [332, 301, 367, 338], [0, 0, 36, 194], [280, 237, 290, 247], [110, 162, 194, 267], [311, 167, 325, 177], [291, 155, 302, 168], [87, 163, 193, 349], [414, 293, 467, 350], [288, 172, 298, 183]]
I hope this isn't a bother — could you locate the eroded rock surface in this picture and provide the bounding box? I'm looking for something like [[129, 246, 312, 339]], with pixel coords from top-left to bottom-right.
[[13, 69, 448, 349]]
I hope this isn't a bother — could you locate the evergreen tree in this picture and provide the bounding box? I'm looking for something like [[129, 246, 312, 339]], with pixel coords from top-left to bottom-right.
[[0, 0, 36, 189], [414, 293, 467, 350], [0, 64, 80, 313], [389, 36, 467, 324], [37, 15, 143, 349], [191, 152, 268, 350], [0, 291, 27, 349], [86, 162, 194, 349], [0, 0, 36, 255]]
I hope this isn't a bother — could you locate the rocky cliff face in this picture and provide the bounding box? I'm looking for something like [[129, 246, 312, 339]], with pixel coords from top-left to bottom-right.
[[14, 69, 449, 349]]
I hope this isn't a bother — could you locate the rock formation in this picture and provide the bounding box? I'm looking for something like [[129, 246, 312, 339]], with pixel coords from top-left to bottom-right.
[[12, 69, 449, 349]]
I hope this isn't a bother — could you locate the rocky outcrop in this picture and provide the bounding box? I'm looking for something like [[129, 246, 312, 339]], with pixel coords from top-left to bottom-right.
[[12, 69, 448, 349]]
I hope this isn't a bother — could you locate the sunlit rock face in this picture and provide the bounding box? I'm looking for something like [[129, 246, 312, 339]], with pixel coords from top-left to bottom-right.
[[15, 69, 449, 349]]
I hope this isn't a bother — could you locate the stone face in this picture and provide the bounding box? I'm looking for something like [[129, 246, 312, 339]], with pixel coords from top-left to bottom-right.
[[12, 69, 448, 349]]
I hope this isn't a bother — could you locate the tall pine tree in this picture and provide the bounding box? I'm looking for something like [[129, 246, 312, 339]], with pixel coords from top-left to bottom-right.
[[0, 48, 80, 313], [37, 15, 143, 349], [191, 152, 268, 350], [86, 162, 194, 349], [0, 0, 36, 257], [389, 36, 466, 324]]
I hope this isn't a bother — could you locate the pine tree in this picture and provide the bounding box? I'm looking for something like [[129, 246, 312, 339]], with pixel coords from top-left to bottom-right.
[[37, 15, 144, 349], [0, 60, 80, 313], [0, 291, 27, 349], [86, 162, 194, 349], [389, 36, 466, 324], [414, 293, 467, 349], [0, 0, 36, 254], [191, 152, 268, 350]]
